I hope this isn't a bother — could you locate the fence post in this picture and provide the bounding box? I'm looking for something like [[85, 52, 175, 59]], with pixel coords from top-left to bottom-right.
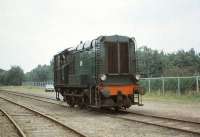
[[162, 77, 165, 95], [197, 76, 199, 93], [177, 77, 181, 96], [148, 79, 151, 93]]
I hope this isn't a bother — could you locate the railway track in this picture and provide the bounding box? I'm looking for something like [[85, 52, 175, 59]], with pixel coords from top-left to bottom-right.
[[110, 111, 200, 136], [0, 95, 87, 137], [1, 89, 57, 101], [0, 90, 65, 106], [1, 90, 200, 136], [0, 107, 25, 137]]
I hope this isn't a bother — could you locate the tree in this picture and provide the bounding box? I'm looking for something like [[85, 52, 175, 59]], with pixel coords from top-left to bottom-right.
[[6, 66, 24, 85], [25, 64, 53, 82], [137, 46, 164, 77], [137, 47, 200, 77], [0, 69, 6, 85]]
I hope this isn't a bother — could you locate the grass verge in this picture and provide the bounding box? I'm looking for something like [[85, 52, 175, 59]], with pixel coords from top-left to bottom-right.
[[143, 91, 200, 103]]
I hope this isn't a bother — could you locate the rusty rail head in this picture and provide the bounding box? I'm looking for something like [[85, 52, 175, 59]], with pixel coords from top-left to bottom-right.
[[0, 107, 27, 137], [0, 96, 88, 137]]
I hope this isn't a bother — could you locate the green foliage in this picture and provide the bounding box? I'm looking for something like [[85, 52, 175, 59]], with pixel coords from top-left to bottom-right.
[[137, 46, 164, 77], [0, 69, 6, 85], [137, 47, 200, 93], [164, 78, 178, 91], [0, 66, 24, 85], [137, 47, 200, 77], [140, 77, 199, 95], [25, 63, 53, 82]]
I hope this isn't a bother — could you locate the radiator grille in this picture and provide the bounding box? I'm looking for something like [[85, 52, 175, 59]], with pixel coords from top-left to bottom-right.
[[106, 42, 129, 73], [120, 43, 129, 73], [107, 42, 118, 73]]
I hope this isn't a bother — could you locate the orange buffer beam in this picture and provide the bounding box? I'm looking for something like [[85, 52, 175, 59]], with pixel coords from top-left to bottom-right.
[[104, 84, 138, 96]]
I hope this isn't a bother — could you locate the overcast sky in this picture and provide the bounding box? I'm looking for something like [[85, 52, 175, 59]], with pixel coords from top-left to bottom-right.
[[0, 0, 200, 72]]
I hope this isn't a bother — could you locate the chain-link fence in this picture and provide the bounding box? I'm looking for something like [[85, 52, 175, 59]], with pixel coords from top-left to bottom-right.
[[23, 76, 200, 95], [22, 81, 54, 88], [140, 76, 200, 95]]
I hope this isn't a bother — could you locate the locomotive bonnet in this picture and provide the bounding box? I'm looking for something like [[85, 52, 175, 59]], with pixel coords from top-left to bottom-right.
[[54, 35, 143, 109]]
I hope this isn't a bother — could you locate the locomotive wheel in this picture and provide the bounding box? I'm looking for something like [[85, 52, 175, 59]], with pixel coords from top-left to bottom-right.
[[78, 94, 89, 109], [55, 88, 60, 101], [114, 107, 119, 111], [78, 97, 85, 109], [83, 95, 90, 108], [65, 96, 70, 105], [67, 96, 75, 107]]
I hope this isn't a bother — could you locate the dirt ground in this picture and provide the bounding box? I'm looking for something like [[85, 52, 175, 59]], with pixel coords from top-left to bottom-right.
[[3, 86, 199, 122], [31, 90, 200, 123], [131, 100, 200, 123], [1, 86, 200, 121]]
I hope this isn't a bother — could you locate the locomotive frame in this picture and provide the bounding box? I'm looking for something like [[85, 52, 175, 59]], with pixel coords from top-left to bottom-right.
[[54, 35, 143, 109]]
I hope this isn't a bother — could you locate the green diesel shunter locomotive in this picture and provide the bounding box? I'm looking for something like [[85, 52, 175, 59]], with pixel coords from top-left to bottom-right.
[[54, 35, 143, 109]]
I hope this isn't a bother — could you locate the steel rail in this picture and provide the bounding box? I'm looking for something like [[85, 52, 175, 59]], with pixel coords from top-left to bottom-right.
[[0, 96, 87, 137], [111, 115, 200, 135], [0, 90, 56, 101], [0, 107, 26, 137], [0, 90, 61, 106], [3, 90, 200, 125], [126, 111, 200, 126]]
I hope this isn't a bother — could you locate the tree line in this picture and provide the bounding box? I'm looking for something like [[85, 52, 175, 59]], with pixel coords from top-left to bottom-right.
[[0, 47, 200, 86], [0, 66, 24, 85], [0, 63, 53, 86], [137, 46, 200, 77], [25, 63, 53, 82]]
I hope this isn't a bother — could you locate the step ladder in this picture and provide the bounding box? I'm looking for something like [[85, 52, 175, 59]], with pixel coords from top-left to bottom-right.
[[95, 41, 102, 81], [133, 92, 143, 106]]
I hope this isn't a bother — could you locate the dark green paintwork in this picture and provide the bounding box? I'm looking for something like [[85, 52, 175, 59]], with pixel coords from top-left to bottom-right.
[[54, 35, 137, 88]]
